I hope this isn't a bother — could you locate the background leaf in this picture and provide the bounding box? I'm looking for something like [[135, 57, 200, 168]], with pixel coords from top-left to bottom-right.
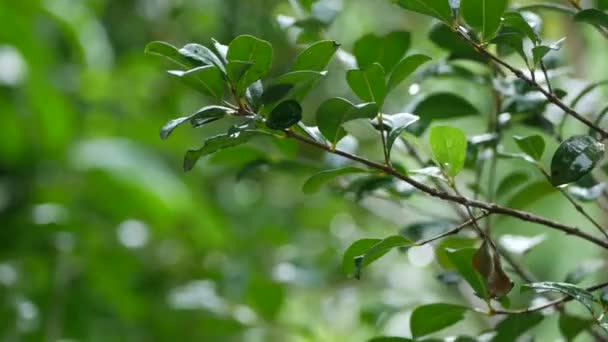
[[410, 303, 468, 338]]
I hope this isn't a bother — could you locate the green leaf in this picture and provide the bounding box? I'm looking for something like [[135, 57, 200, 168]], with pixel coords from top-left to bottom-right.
[[226, 35, 273, 94], [429, 24, 481, 60], [559, 314, 593, 341], [183, 130, 269, 171], [502, 11, 540, 43], [522, 282, 598, 314], [410, 303, 467, 338], [368, 338, 413, 342], [353, 236, 413, 279], [446, 248, 488, 299], [460, 0, 509, 41], [226, 60, 254, 82], [342, 239, 381, 277], [274, 70, 328, 85], [316, 98, 379, 145], [261, 84, 294, 105], [379, 113, 420, 156], [496, 172, 529, 201], [291, 40, 340, 71], [178, 43, 226, 72], [167, 65, 225, 99], [145, 41, 198, 69], [211, 38, 229, 62], [346, 63, 387, 107], [531, 38, 565, 66], [387, 54, 432, 92], [430, 126, 467, 177], [353, 31, 411, 73], [266, 100, 302, 130], [505, 181, 556, 210], [574, 9, 608, 31], [302, 167, 368, 194], [246, 80, 264, 112], [550, 135, 605, 186], [492, 313, 544, 342], [513, 135, 545, 161], [413, 93, 480, 121], [394, 0, 453, 22], [160, 106, 235, 139]]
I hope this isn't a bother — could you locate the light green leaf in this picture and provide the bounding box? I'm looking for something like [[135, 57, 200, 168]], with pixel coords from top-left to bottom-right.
[[302, 167, 368, 194], [354, 235, 414, 279], [492, 313, 544, 342], [167, 65, 225, 99], [145, 41, 198, 69], [179, 43, 226, 72], [342, 238, 381, 277], [410, 303, 468, 338], [574, 9, 608, 31], [513, 135, 545, 161], [559, 314, 593, 341], [394, 0, 453, 22], [531, 38, 565, 66], [316, 98, 379, 145], [353, 31, 411, 73], [387, 54, 432, 92], [266, 100, 302, 130], [550, 135, 605, 186], [445, 248, 488, 298], [226, 35, 273, 94], [460, 0, 509, 41], [292, 40, 340, 71], [226, 60, 254, 83], [430, 126, 467, 177], [346, 63, 387, 107]]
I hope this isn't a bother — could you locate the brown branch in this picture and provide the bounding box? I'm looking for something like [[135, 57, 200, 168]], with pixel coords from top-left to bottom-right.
[[284, 129, 608, 249], [454, 27, 608, 139]]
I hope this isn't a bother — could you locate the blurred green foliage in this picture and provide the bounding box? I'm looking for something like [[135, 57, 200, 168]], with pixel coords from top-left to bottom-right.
[[1, 0, 608, 341]]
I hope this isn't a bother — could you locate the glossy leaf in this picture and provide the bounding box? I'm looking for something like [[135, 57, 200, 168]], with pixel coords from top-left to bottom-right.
[[513, 135, 545, 161], [316, 98, 379, 145], [446, 248, 488, 298], [183, 130, 269, 171], [261, 84, 293, 105], [226, 60, 254, 82], [160, 106, 235, 139], [266, 100, 302, 130], [302, 167, 368, 194], [531, 38, 565, 66], [499, 234, 546, 255], [559, 314, 593, 341], [346, 63, 387, 107], [226, 35, 273, 94], [167, 66, 225, 99], [394, 0, 453, 22], [292, 40, 340, 71], [568, 182, 606, 202], [492, 313, 544, 342], [430, 126, 467, 177], [387, 54, 432, 92], [382, 113, 420, 156], [460, 0, 509, 41], [354, 236, 414, 279], [574, 9, 608, 31], [522, 282, 597, 314], [353, 31, 411, 73], [246, 80, 264, 111], [178, 43, 226, 72], [550, 135, 605, 186], [502, 11, 540, 43], [410, 303, 467, 338], [145, 41, 198, 69]]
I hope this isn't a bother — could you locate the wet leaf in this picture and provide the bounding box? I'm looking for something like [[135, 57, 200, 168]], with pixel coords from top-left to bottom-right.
[[179, 43, 226, 72], [167, 65, 225, 99], [160, 106, 235, 139], [460, 0, 509, 41], [373, 113, 419, 156], [550, 135, 605, 186], [266, 100, 302, 130], [522, 282, 598, 315]]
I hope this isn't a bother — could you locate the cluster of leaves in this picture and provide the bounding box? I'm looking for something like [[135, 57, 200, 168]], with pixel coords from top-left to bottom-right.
[[148, 0, 608, 340]]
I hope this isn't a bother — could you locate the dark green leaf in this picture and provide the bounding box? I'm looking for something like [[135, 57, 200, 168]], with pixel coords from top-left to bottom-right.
[[492, 313, 544, 342], [460, 0, 509, 41], [380, 113, 420, 156], [226, 60, 254, 82], [387, 54, 432, 92], [436, 238, 477, 268], [502, 11, 540, 43], [413, 93, 480, 121], [430, 125, 467, 177], [302, 167, 368, 194], [505, 180, 556, 210], [550, 135, 605, 186], [446, 248, 488, 298], [316, 98, 379, 145], [292, 40, 340, 71], [179, 43, 226, 72], [145, 41, 197, 69], [261, 84, 294, 105], [353, 31, 411, 73], [531, 38, 565, 66], [183, 130, 269, 171], [227, 35, 273, 94], [429, 24, 481, 60], [394, 0, 453, 22], [343, 239, 381, 277], [266, 100, 302, 130], [574, 9, 608, 31], [513, 135, 545, 161], [346, 63, 387, 107], [160, 106, 234, 139], [400, 221, 452, 241], [410, 303, 467, 338], [354, 236, 413, 279], [559, 314, 593, 341], [522, 282, 597, 314], [167, 65, 225, 99], [246, 80, 264, 111]]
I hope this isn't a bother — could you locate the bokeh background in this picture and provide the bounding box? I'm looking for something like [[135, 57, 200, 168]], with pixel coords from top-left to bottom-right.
[[2, 0, 608, 341]]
